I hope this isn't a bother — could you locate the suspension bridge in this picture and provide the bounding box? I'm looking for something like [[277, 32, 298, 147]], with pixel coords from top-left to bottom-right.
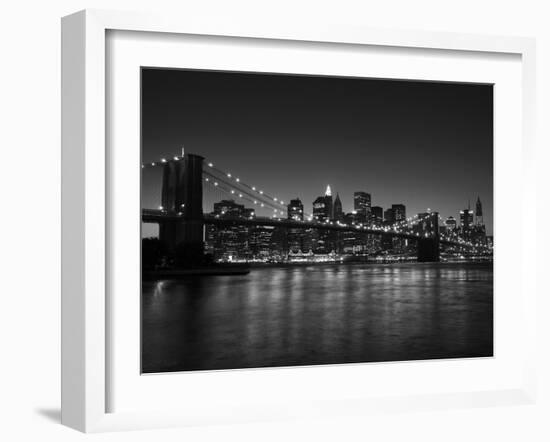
[[141, 153, 491, 265]]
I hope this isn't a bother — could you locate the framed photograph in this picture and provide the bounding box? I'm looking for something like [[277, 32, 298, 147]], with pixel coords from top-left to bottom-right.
[[61, 9, 537, 432]]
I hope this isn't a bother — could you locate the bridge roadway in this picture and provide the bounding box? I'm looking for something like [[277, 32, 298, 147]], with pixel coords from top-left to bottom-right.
[[142, 209, 461, 247]]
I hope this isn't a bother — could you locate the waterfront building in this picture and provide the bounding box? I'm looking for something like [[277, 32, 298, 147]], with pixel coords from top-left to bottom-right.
[[287, 250, 339, 263], [302, 228, 315, 254], [269, 227, 287, 261], [208, 199, 250, 261], [381, 233, 393, 250], [249, 226, 275, 260], [287, 198, 305, 253], [342, 212, 359, 254]]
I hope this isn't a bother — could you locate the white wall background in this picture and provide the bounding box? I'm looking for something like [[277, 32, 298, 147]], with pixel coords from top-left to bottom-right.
[[0, 1, 548, 440]]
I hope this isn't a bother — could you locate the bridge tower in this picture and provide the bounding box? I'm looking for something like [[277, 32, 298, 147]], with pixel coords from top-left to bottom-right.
[[159, 153, 204, 267], [417, 212, 440, 262]]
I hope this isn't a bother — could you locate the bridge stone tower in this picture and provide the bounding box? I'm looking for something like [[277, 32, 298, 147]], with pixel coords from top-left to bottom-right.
[[159, 153, 204, 267], [417, 212, 440, 262]]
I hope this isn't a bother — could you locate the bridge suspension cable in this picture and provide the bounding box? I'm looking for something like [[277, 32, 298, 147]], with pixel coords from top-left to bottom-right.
[[203, 172, 286, 217], [202, 161, 315, 219], [141, 155, 488, 251], [203, 170, 284, 210], [203, 160, 300, 212], [141, 155, 303, 216]]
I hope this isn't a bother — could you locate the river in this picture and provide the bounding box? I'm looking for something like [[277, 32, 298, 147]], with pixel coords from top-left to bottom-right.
[[142, 262, 493, 373]]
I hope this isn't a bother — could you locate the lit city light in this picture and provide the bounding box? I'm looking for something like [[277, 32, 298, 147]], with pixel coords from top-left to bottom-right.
[[143, 153, 492, 262]]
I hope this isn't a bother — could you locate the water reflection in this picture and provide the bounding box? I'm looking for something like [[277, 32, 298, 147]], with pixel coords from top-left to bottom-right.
[[142, 262, 493, 373]]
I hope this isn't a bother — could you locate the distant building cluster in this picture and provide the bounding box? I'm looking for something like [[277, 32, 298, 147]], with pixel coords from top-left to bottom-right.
[[204, 185, 431, 263], [443, 196, 490, 249], [202, 185, 492, 263]]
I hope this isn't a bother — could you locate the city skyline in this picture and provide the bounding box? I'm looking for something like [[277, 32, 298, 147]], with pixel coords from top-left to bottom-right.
[[142, 68, 493, 235], [201, 187, 487, 226], [140, 68, 494, 374]]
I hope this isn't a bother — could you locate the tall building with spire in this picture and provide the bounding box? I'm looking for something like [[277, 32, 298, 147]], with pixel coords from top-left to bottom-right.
[[333, 193, 343, 221], [475, 196, 483, 226], [312, 186, 334, 253], [313, 186, 333, 222]]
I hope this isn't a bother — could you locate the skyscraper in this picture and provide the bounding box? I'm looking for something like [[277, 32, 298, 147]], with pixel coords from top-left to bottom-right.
[[353, 191, 371, 223], [371, 206, 383, 225], [287, 198, 304, 221], [460, 208, 474, 230], [208, 199, 250, 261], [384, 207, 395, 225], [333, 193, 343, 221], [313, 186, 333, 222], [287, 198, 305, 253], [392, 204, 406, 222], [312, 186, 334, 253], [445, 216, 457, 231], [475, 196, 484, 226], [249, 226, 275, 260]]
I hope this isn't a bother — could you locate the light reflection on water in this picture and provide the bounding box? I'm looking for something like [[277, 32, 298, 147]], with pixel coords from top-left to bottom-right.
[[141, 262, 493, 373]]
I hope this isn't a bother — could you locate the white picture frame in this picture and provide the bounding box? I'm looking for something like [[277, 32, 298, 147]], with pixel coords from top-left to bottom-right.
[[61, 9, 537, 433]]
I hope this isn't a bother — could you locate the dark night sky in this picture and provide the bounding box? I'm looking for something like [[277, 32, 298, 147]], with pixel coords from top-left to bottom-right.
[[141, 68, 493, 236]]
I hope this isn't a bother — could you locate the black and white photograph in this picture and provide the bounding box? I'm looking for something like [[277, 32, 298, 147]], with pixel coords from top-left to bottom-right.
[[140, 68, 493, 374]]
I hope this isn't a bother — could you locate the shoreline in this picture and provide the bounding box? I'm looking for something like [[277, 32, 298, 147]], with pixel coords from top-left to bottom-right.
[[246, 260, 493, 269], [143, 260, 493, 279]]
